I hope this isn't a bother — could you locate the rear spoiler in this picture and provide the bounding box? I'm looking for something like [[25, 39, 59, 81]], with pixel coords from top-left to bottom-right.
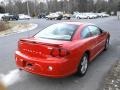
[[20, 39, 63, 47]]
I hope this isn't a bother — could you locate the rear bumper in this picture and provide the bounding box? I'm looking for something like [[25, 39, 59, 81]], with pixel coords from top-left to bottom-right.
[[15, 51, 76, 78]]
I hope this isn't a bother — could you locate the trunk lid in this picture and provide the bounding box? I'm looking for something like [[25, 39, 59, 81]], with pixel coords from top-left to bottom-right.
[[18, 38, 69, 58]]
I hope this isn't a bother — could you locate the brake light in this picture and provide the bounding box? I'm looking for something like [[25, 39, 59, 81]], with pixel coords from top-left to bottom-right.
[[51, 48, 69, 57], [59, 48, 69, 57], [51, 48, 60, 57]]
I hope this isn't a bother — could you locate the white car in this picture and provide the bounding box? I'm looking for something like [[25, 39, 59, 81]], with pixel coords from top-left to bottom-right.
[[85, 13, 98, 19], [0, 13, 9, 20], [97, 13, 110, 17], [63, 14, 72, 19], [19, 14, 31, 20], [46, 13, 63, 20], [73, 12, 97, 19], [102, 13, 110, 17], [75, 13, 88, 19], [72, 13, 79, 18]]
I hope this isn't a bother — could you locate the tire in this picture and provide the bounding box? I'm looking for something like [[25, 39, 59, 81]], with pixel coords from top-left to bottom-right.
[[67, 17, 71, 20], [9, 18, 11, 21], [77, 17, 80, 19], [19, 68, 22, 71], [104, 38, 109, 50], [64, 16, 67, 19], [77, 53, 89, 77], [87, 17, 90, 19], [57, 17, 62, 20]]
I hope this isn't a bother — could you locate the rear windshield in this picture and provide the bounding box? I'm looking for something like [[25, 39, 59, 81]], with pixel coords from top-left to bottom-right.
[[34, 23, 79, 40]]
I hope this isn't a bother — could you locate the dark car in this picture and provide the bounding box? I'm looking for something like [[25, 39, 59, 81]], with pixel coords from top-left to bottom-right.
[[38, 14, 46, 19], [2, 15, 19, 21]]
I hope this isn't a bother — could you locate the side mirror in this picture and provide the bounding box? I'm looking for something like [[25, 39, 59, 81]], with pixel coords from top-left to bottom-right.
[[100, 29, 104, 34]]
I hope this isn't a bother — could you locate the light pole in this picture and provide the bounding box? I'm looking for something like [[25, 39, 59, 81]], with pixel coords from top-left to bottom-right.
[[27, 1, 30, 16], [34, 0, 37, 16]]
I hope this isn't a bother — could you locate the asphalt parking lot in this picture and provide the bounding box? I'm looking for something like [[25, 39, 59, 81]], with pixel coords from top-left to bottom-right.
[[0, 16, 120, 90]]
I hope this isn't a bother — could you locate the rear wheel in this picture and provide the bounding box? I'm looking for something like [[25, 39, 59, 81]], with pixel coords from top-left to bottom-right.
[[67, 17, 71, 20], [19, 68, 22, 71], [87, 16, 90, 19], [77, 53, 89, 77], [64, 16, 67, 19]]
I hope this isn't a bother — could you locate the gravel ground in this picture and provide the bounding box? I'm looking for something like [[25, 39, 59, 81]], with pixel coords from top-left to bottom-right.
[[101, 60, 120, 90]]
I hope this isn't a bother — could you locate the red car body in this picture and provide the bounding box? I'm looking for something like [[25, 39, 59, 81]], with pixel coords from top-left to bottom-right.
[[15, 22, 110, 78]]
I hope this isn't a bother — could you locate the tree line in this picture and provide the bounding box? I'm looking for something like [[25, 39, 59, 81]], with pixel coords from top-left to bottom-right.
[[0, 0, 120, 16]]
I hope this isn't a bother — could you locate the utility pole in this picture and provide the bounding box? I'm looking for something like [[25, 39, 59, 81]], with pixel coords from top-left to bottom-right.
[[4, 0, 6, 13], [27, 1, 30, 16], [34, 0, 37, 16], [46, 0, 49, 12]]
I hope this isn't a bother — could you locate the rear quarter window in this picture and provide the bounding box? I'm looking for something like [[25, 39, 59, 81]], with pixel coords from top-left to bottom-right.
[[81, 27, 91, 38]]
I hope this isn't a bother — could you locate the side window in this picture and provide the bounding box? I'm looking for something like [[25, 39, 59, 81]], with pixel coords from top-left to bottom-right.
[[88, 26, 101, 36], [81, 27, 91, 38]]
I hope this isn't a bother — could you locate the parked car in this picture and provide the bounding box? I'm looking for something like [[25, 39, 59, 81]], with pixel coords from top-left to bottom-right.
[[38, 13, 46, 19], [102, 13, 110, 17], [46, 13, 63, 20], [96, 13, 110, 17], [75, 13, 88, 19], [2, 15, 19, 21], [72, 12, 80, 18], [19, 14, 31, 20], [63, 14, 72, 20], [85, 13, 98, 19], [15, 22, 110, 78], [0, 13, 9, 20], [75, 13, 97, 19]]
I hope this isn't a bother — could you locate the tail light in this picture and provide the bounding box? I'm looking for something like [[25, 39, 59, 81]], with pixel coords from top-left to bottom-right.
[[59, 48, 69, 57], [51, 48, 69, 57], [18, 41, 21, 50]]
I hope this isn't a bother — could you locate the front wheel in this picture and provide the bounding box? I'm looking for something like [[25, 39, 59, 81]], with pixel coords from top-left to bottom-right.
[[104, 38, 109, 50], [77, 53, 89, 77]]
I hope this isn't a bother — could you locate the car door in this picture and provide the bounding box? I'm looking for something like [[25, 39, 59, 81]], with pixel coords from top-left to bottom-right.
[[88, 25, 106, 54], [80, 26, 98, 60]]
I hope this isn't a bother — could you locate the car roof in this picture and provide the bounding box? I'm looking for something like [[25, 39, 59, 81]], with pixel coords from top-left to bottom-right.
[[60, 22, 95, 26]]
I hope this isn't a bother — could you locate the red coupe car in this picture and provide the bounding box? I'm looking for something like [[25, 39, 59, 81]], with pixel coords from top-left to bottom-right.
[[15, 22, 110, 78]]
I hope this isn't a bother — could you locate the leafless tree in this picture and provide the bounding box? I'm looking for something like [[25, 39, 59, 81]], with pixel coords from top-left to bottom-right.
[[2, 0, 120, 16]]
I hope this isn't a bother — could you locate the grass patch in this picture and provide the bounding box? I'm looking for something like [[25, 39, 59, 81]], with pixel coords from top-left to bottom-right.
[[0, 21, 14, 32], [0, 21, 35, 37]]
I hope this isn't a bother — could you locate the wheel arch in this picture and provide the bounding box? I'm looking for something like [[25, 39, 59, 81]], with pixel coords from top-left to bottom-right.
[[84, 50, 91, 62]]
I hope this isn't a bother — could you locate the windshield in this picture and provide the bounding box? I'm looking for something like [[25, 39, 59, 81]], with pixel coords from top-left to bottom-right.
[[34, 23, 79, 40]]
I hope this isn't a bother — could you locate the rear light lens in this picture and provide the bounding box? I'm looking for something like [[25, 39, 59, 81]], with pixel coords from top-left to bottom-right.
[[51, 48, 69, 57], [59, 49, 69, 57], [51, 48, 60, 57]]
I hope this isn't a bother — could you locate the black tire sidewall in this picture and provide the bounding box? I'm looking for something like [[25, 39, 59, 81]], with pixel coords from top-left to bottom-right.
[[104, 38, 110, 50], [77, 53, 89, 77]]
